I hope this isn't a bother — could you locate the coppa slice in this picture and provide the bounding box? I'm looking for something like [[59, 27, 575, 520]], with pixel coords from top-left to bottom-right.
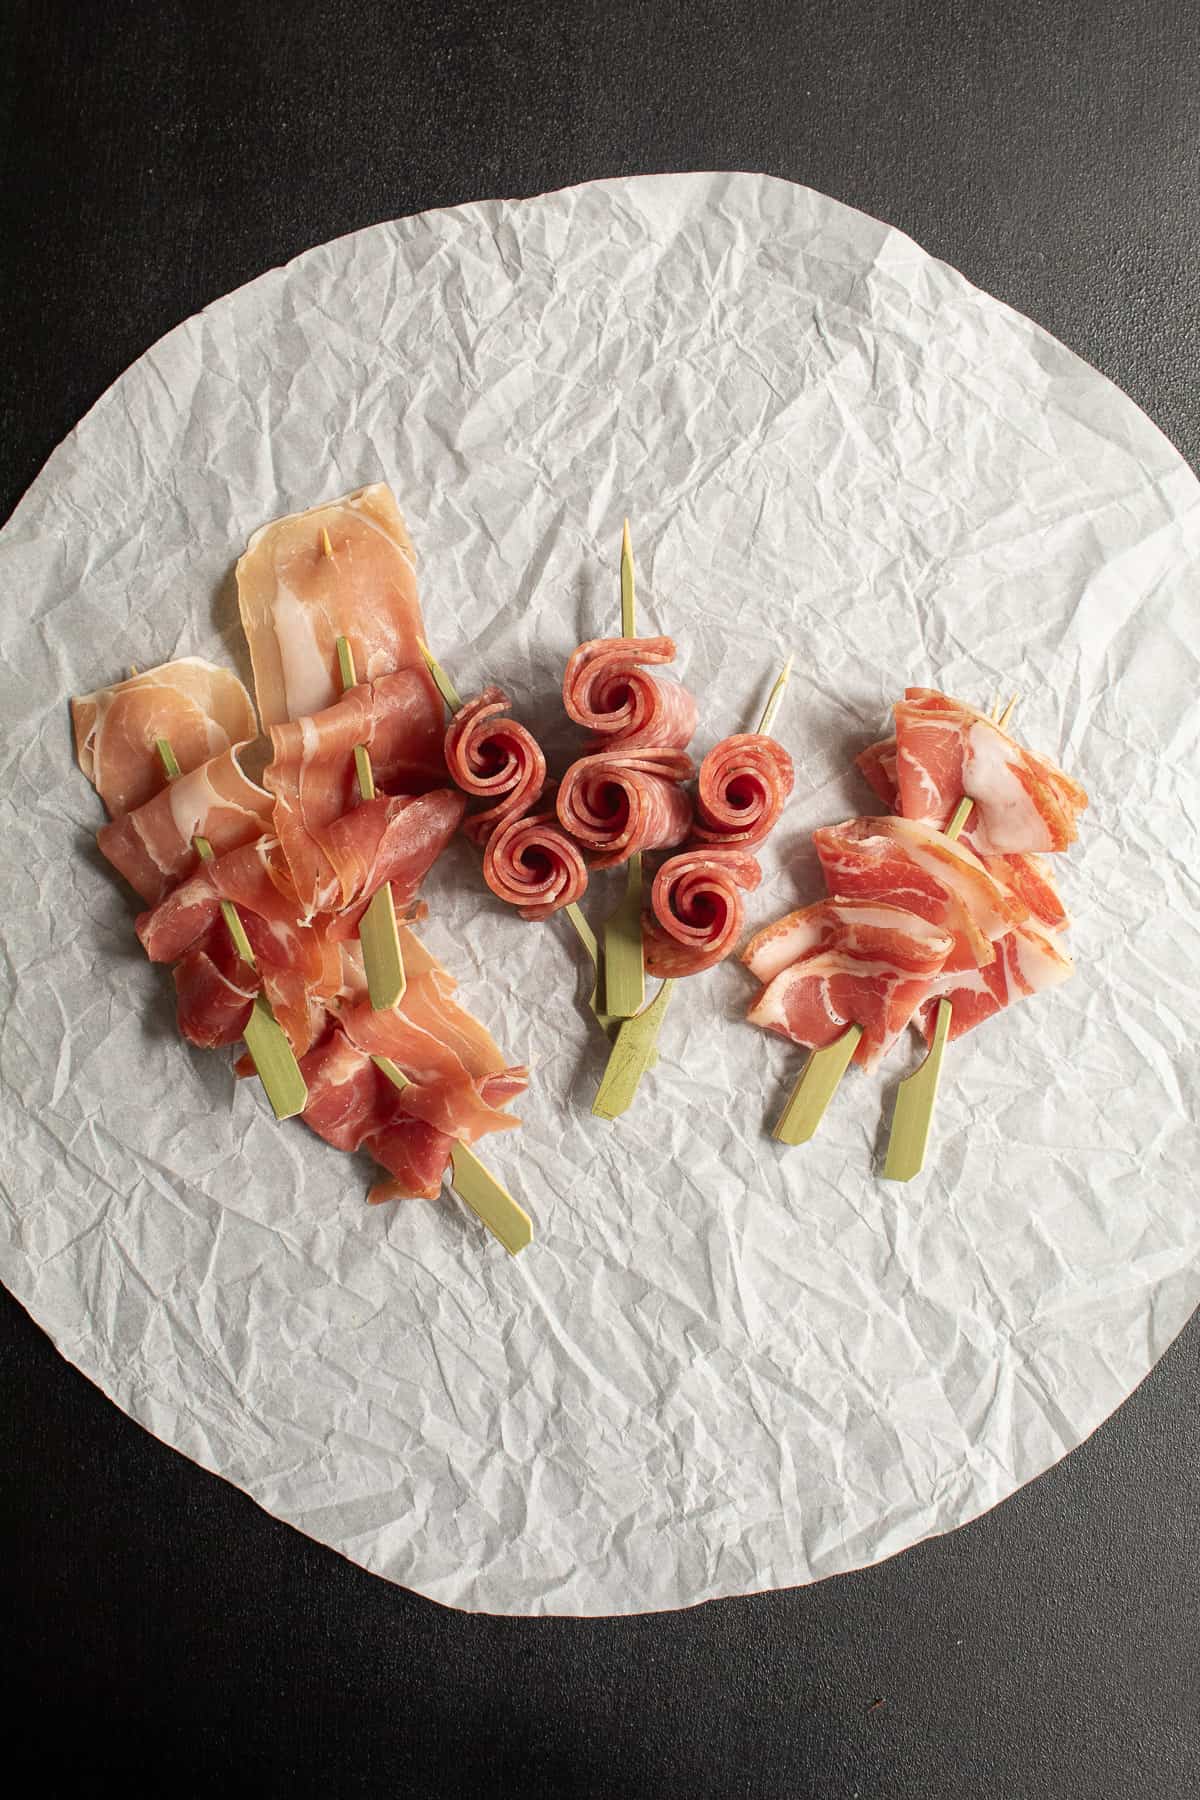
[[918, 921, 1074, 1042], [72, 658, 258, 818], [235, 484, 445, 762], [97, 743, 272, 902], [813, 816, 1024, 967], [893, 687, 1088, 853], [744, 900, 954, 1070]]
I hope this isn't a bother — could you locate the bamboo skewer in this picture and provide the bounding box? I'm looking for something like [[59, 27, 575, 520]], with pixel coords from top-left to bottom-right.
[[335, 633, 406, 1009], [371, 1058, 532, 1257], [601, 519, 646, 1021], [592, 655, 794, 1121], [772, 693, 1017, 1150], [881, 695, 1018, 1181], [154, 737, 308, 1121]]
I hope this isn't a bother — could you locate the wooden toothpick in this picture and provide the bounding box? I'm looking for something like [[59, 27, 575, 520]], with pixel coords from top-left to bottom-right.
[[154, 736, 308, 1120], [335, 634, 406, 1009], [881, 695, 1018, 1181], [592, 653, 794, 1121], [372, 1056, 532, 1255]]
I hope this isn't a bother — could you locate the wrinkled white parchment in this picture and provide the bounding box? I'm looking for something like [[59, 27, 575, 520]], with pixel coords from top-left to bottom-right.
[[2, 174, 1198, 1616]]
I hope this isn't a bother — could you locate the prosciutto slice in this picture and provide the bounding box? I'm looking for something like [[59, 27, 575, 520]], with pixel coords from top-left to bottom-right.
[[444, 687, 547, 847], [235, 484, 445, 757], [563, 636, 698, 750], [556, 748, 694, 869], [743, 899, 955, 1069], [482, 802, 589, 920], [893, 687, 1088, 853], [643, 846, 761, 977], [173, 927, 259, 1049], [264, 675, 463, 916], [72, 658, 258, 818], [692, 733, 795, 847], [97, 744, 272, 903], [298, 1030, 454, 1201], [136, 837, 341, 1055], [813, 817, 1025, 967]]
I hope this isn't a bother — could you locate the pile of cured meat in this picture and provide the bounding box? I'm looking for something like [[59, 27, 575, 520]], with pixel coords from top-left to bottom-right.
[[73, 485, 528, 1202], [440, 635, 796, 974], [742, 688, 1089, 1069]]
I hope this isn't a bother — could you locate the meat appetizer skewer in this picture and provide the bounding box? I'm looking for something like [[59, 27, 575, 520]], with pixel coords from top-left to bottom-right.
[[591, 656, 794, 1121], [771, 696, 1015, 1148], [334, 632, 406, 1008], [881, 697, 1017, 1181], [154, 735, 308, 1121]]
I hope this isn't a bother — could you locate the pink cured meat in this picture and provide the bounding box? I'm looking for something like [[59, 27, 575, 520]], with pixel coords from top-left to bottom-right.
[[173, 928, 259, 1049], [72, 658, 258, 818], [855, 729, 1069, 931], [643, 847, 762, 977], [97, 744, 273, 902], [235, 485, 445, 756], [918, 921, 1074, 1042], [813, 817, 1026, 968], [556, 748, 694, 869], [299, 1030, 454, 1201], [893, 687, 1088, 853], [264, 674, 463, 917], [563, 636, 698, 751], [692, 734, 795, 848], [444, 687, 547, 847], [135, 837, 341, 1056], [482, 801, 589, 920], [743, 899, 955, 1069]]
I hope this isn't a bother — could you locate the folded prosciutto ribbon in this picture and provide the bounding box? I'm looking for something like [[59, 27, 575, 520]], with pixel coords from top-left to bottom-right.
[[643, 733, 795, 977]]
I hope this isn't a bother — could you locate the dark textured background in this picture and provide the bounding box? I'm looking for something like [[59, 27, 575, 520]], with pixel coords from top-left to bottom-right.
[[2, 2, 1198, 1794]]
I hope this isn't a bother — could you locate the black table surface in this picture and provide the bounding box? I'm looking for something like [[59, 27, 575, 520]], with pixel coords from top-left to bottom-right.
[[3, 2, 1198, 1794]]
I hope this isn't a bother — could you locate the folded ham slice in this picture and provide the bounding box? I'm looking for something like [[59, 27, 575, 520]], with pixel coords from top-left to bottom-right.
[[556, 748, 694, 869], [481, 801, 588, 920], [563, 636, 698, 750], [743, 899, 955, 1069], [264, 674, 463, 917], [813, 816, 1025, 968], [692, 733, 795, 847], [72, 658, 258, 818], [298, 1030, 454, 1202], [97, 744, 272, 902], [643, 846, 761, 977], [891, 687, 1088, 853], [235, 484, 445, 756], [443, 687, 547, 847]]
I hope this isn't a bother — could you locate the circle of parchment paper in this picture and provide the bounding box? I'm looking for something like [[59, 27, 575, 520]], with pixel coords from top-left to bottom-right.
[[2, 174, 1198, 1616]]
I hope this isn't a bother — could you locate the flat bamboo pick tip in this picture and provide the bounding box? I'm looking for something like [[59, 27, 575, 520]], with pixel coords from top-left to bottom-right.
[[417, 638, 463, 713], [882, 999, 952, 1181], [320, 526, 334, 558], [592, 979, 675, 1120], [772, 1025, 862, 1145]]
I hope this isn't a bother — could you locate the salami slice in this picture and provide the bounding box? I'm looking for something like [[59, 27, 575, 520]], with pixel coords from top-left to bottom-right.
[[563, 635, 697, 750], [482, 801, 589, 921], [692, 733, 795, 848], [643, 845, 762, 977], [556, 748, 694, 869], [443, 686, 547, 847]]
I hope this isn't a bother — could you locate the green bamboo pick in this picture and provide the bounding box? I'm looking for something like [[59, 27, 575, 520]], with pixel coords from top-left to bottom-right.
[[592, 654, 795, 1121], [601, 519, 646, 1020], [154, 737, 308, 1121], [372, 1056, 532, 1255], [335, 633, 406, 1009], [773, 693, 1017, 1150], [881, 695, 1018, 1181]]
